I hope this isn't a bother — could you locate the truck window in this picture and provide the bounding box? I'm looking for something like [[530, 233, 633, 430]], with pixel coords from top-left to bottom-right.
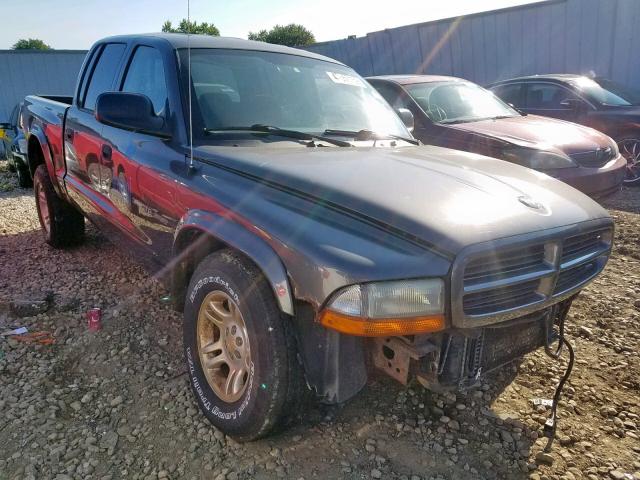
[[121, 46, 168, 115], [83, 43, 126, 111]]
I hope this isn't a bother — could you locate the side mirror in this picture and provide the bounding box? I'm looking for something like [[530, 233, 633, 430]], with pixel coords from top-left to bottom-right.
[[95, 92, 169, 138], [396, 108, 414, 133]]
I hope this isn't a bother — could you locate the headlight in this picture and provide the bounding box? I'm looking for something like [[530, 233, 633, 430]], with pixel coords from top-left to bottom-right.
[[609, 139, 620, 158], [319, 279, 445, 336], [17, 139, 27, 154], [503, 147, 576, 170]]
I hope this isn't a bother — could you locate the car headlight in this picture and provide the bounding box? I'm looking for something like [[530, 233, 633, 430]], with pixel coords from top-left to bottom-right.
[[17, 139, 27, 154], [503, 147, 576, 170], [319, 278, 445, 336]]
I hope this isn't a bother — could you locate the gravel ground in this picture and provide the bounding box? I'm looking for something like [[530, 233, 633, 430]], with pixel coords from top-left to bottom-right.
[[1, 161, 639, 480]]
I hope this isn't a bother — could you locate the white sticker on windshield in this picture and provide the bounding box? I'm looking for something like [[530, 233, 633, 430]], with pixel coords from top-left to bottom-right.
[[326, 71, 365, 87]]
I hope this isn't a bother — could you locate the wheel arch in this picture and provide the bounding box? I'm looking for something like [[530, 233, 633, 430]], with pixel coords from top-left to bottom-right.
[[171, 210, 295, 316], [26, 127, 60, 195]]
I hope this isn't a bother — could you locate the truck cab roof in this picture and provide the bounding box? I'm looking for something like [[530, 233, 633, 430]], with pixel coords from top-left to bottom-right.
[[95, 33, 342, 65]]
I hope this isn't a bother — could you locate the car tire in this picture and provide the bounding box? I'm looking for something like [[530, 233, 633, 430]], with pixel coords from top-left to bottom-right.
[[183, 249, 306, 441], [617, 137, 640, 186], [16, 164, 32, 188], [33, 164, 85, 247]]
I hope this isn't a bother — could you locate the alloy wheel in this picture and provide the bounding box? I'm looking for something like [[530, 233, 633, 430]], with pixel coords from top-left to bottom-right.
[[197, 290, 251, 403], [37, 182, 50, 235], [618, 138, 640, 184]]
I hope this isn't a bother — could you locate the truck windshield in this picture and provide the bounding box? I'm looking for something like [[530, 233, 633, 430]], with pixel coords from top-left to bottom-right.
[[405, 81, 519, 124], [179, 49, 409, 141]]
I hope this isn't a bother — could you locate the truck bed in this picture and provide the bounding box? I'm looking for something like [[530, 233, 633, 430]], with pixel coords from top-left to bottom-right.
[[22, 94, 71, 193]]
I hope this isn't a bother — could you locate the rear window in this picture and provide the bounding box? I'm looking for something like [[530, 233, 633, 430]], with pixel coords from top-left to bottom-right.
[[83, 43, 126, 111]]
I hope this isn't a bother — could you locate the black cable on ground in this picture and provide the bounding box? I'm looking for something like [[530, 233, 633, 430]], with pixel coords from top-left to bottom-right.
[[543, 337, 575, 452]]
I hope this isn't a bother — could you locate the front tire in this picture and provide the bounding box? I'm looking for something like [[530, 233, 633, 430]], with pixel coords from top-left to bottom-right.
[[33, 164, 85, 247], [617, 137, 640, 186], [183, 249, 305, 441]]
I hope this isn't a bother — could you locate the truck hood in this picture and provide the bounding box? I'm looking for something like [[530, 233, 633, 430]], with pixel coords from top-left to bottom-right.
[[195, 144, 610, 255], [448, 114, 615, 155]]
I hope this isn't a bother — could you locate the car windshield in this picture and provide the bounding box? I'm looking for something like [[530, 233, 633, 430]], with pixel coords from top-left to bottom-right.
[[179, 49, 409, 141], [570, 77, 640, 106], [405, 81, 519, 124]]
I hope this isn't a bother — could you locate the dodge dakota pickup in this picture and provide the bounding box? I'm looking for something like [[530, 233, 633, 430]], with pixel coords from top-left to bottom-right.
[[22, 33, 613, 441]]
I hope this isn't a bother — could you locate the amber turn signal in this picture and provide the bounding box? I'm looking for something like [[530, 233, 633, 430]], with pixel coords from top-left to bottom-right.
[[319, 309, 445, 337]]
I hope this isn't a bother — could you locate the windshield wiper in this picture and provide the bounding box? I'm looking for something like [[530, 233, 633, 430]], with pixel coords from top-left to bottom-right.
[[438, 118, 478, 125], [323, 129, 419, 146], [205, 124, 352, 147], [440, 115, 516, 125]]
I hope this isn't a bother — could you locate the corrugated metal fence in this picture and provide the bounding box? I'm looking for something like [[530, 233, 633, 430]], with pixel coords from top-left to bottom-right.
[[0, 50, 86, 122], [304, 0, 640, 88]]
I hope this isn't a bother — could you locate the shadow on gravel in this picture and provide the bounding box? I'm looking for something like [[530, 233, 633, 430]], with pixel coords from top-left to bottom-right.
[[600, 187, 640, 214], [260, 361, 535, 480]]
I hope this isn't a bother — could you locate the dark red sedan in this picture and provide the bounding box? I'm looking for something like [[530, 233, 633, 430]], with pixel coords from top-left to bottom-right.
[[367, 75, 627, 197], [487, 74, 640, 186]]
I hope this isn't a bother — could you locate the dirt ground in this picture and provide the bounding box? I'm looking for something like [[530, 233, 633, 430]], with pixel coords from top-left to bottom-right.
[[0, 162, 638, 480]]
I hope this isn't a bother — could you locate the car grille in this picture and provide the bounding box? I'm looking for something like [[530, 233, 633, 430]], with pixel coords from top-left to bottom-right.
[[455, 225, 612, 327], [569, 147, 616, 168]]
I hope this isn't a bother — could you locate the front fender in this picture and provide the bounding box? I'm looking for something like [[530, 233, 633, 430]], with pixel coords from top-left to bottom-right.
[[174, 210, 295, 316]]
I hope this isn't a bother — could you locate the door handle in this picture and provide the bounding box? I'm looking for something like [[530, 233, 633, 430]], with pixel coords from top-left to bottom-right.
[[101, 144, 113, 168], [101, 144, 112, 160], [64, 129, 74, 141]]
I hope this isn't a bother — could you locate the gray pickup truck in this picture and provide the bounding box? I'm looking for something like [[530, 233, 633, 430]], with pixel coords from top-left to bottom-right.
[[22, 33, 613, 441]]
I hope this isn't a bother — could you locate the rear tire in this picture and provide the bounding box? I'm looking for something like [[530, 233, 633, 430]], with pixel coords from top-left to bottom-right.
[[183, 249, 306, 441], [33, 164, 85, 247]]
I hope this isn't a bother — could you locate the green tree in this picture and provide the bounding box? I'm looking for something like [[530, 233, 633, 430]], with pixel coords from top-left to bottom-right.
[[248, 24, 315, 47], [12, 38, 51, 50], [162, 19, 220, 36]]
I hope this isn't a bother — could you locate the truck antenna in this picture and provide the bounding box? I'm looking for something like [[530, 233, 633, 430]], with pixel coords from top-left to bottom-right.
[[187, 0, 194, 170]]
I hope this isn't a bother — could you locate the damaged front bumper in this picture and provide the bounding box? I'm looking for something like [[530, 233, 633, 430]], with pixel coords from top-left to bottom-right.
[[370, 299, 571, 391]]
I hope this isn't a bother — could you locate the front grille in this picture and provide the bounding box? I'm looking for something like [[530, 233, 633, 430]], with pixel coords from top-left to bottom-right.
[[464, 244, 546, 284], [569, 147, 616, 168], [561, 229, 611, 266], [463, 279, 542, 316], [554, 261, 599, 295], [456, 225, 612, 326]]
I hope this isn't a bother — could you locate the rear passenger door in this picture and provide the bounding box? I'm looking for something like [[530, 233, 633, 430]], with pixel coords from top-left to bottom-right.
[[99, 44, 180, 264], [64, 42, 126, 221]]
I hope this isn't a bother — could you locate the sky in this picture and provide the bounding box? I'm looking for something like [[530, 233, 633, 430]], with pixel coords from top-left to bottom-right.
[[0, 0, 545, 50]]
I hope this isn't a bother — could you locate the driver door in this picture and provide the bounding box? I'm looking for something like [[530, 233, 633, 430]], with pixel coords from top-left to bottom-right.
[[99, 44, 180, 267], [522, 82, 585, 122]]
